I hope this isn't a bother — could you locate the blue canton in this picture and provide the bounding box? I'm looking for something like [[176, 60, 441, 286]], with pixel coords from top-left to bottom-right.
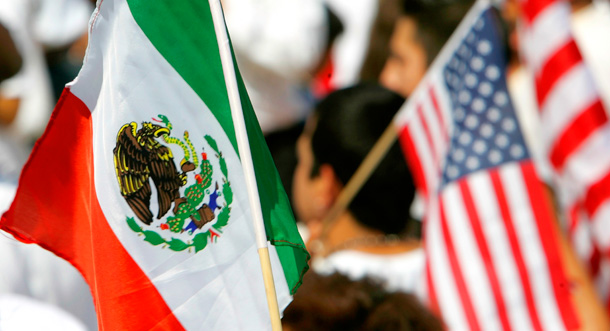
[[441, 9, 529, 186]]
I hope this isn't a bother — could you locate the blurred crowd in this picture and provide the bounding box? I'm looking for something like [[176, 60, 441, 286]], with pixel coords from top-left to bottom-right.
[[2, 0, 610, 329]]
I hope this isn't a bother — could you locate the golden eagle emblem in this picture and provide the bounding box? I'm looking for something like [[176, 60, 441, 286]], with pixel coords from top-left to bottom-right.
[[113, 122, 195, 225]]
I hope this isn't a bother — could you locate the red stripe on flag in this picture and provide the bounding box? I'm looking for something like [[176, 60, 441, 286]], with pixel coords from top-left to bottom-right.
[[535, 40, 581, 107], [0, 89, 184, 330], [549, 99, 608, 170], [439, 199, 482, 331], [458, 180, 512, 331], [425, 249, 441, 316], [490, 169, 544, 331], [584, 169, 610, 217], [429, 86, 449, 143], [520, 0, 556, 25], [417, 104, 439, 166], [398, 126, 429, 195], [521, 162, 579, 329]]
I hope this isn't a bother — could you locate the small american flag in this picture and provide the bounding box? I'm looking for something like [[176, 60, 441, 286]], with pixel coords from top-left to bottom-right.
[[520, 0, 610, 302], [394, 1, 578, 329]]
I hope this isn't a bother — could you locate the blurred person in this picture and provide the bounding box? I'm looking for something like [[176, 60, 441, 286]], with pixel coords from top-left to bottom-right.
[[359, 0, 403, 83], [292, 84, 424, 294], [0, 24, 22, 82], [0, 0, 97, 329], [380, 0, 474, 98], [323, 0, 380, 89], [223, 0, 339, 201], [0, 294, 87, 331], [282, 272, 444, 330]]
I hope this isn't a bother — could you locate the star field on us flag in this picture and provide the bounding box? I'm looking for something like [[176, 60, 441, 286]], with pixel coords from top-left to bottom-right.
[[441, 13, 529, 186]]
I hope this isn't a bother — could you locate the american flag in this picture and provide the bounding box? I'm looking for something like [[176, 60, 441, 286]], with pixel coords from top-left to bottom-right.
[[519, 0, 610, 301], [394, 1, 578, 329]]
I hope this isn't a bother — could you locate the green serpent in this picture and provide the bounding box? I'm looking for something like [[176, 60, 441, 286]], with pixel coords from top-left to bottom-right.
[[153, 114, 199, 168]]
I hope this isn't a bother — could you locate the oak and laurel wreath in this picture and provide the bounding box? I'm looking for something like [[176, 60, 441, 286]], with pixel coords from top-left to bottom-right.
[[126, 135, 233, 253]]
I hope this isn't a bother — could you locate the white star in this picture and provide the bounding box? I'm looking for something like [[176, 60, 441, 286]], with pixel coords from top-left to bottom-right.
[[502, 118, 516, 132], [447, 165, 459, 179], [450, 58, 460, 69], [477, 40, 492, 56], [458, 62, 467, 75], [494, 91, 508, 107], [489, 149, 502, 164], [473, 139, 487, 154], [465, 114, 479, 129], [471, 56, 485, 72], [454, 107, 466, 122], [487, 107, 501, 122], [453, 148, 466, 162], [459, 90, 471, 105], [510, 145, 525, 158], [486, 65, 501, 81], [480, 123, 494, 138], [478, 81, 493, 97], [466, 33, 476, 44], [472, 98, 486, 113], [459, 131, 472, 146], [475, 19, 485, 31], [495, 133, 509, 148], [465, 73, 478, 88], [466, 156, 480, 170]]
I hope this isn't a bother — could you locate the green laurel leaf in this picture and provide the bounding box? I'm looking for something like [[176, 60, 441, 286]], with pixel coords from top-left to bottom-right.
[[205, 135, 219, 154], [193, 232, 210, 253], [168, 238, 189, 251], [219, 156, 228, 178], [222, 182, 233, 205], [126, 217, 143, 233], [142, 231, 165, 245], [214, 207, 230, 229]]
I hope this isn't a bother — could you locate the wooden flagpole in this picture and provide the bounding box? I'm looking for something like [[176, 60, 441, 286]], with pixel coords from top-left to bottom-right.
[[208, 1, 282, 330]]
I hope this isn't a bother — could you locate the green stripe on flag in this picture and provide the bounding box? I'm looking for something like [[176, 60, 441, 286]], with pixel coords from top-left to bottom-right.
[[126, 0, 309, 294]]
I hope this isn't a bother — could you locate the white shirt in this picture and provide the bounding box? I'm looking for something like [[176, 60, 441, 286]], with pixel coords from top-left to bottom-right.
[[0, 294, 87, 331], [313, 248, 426, 295]]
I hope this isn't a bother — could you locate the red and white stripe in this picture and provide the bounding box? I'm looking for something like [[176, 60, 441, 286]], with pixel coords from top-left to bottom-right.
[[395, 73, 453, 198], [519, 0, 610, 301]]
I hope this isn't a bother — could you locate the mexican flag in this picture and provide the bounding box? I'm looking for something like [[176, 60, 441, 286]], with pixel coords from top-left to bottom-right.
[[0, 0, 309, 329]]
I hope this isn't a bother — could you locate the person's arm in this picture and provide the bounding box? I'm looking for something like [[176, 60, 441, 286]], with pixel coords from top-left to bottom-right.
[[0, 24, 22, 82]]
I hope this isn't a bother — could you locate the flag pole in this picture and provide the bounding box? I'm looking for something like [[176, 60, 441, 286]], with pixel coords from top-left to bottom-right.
[[208, 1, 282, 330]]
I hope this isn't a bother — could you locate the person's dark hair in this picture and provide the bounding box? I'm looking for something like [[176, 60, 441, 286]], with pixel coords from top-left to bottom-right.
[[402, 0, 475, 65], [309, 84, 415, 235], [359, 0, 403, 82], [282, 272, 444, 331]]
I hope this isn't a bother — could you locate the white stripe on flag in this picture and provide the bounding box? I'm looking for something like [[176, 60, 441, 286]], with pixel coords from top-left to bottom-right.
[[500, 164, 566, 331], [559, 127, 610, 202], [442, 182, 502, 331], [520, 2, 571, 72], [408, 112, 440, 190], [427, 197, 469, 330], [419, 96, 446, 164], [540, 64, 598, 150]]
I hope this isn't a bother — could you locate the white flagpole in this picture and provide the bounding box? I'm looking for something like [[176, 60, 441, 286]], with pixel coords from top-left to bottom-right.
[[208, 1, 283, 330]]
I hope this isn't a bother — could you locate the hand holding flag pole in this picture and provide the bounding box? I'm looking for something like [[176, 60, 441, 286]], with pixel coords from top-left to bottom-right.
[[209, 0, 282, 329]]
